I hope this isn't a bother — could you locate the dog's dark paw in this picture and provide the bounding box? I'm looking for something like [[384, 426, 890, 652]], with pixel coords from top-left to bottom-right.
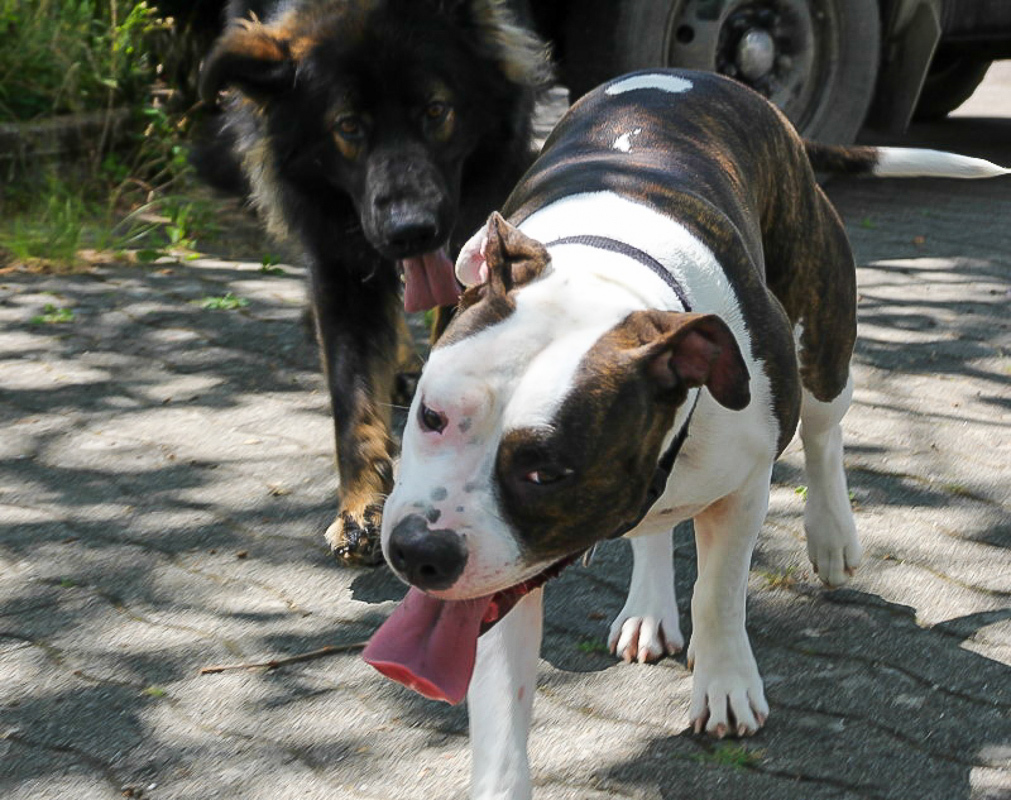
[[326, 505, 385, 567]]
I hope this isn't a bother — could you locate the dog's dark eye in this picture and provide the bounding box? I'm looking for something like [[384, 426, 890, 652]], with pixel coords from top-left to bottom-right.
[[424, 101, 450, 121], [524, 466, 573, 486], [418, 402, 447, 434], [335, 115, 365, 139]]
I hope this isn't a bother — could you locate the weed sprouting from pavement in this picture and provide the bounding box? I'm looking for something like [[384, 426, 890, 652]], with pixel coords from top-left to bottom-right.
[[31, 304, 75, 324], [760, 564, 800, 590], [576, 639, 610, 655], [196, 293, 249, 311], [694, 742, 763, 770]]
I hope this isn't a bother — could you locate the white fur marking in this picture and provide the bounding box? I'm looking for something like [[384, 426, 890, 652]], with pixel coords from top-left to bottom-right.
[[800, 376, 861, 588], [605, 73, 693, 96], [874, 147, 1011, 179], [612, 127, 642, 153], [519, 192, 740, 327]]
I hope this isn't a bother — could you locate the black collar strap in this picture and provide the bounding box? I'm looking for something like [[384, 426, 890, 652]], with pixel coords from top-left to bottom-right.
[[546, 233, 698, 540], [547, 234, 693, 312], [609, 391, 700, 539]]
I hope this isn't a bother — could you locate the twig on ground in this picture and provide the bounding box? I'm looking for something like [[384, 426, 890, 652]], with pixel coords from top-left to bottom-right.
[[200, 641, 368, 674]]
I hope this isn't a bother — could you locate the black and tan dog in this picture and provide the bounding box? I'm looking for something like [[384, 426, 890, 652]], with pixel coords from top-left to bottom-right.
[[197, 0, 552, 565], [364, 69, 1008, 798]]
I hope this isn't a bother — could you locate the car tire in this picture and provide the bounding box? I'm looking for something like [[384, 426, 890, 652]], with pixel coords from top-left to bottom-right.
[[561, 0, 881, 144], [913, 55, 991, 121]]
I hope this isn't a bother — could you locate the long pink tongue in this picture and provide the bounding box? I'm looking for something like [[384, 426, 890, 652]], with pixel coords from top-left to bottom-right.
[[400, 250, 461, 312], [362, 587, 493, 705]]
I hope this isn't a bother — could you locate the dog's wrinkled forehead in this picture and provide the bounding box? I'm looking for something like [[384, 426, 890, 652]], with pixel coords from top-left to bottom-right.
[[421, 243, 643, 448], [422, 287, 587, 427]]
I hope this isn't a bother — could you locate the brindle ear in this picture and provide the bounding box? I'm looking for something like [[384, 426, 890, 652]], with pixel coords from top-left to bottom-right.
[[199, 21, 296, 105], [457, 212, 549, 294], [625, 310, 751, 410]]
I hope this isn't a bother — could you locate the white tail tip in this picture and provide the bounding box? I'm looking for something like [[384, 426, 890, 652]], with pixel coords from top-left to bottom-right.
[[874, 147, 1011, 179]]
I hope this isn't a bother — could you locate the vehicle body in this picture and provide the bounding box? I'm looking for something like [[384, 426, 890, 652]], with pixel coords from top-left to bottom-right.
[[533, 0, 1011, 143]]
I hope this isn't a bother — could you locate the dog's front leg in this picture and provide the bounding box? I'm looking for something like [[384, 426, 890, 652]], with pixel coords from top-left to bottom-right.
[[310, 260, 401, 567], [469, 588, 543, 800], [687, 465, 773, 737]]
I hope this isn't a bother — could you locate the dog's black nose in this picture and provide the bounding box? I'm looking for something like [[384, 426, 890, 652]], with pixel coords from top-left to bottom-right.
[[385, 210, 440, 254], [388, 514, 467, 591]]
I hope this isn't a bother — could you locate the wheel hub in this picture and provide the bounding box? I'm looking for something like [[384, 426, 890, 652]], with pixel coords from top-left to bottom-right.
[[666, 0, 823, 126], [713, 2, 812, 99], [736, 27, 776, 82]]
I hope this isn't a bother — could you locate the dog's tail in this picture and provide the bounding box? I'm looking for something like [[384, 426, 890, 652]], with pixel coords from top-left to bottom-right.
[[804, 142, 1010, 179]]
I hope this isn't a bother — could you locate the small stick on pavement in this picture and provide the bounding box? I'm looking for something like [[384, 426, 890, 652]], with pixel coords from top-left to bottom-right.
[[200, 641, 368, 674]]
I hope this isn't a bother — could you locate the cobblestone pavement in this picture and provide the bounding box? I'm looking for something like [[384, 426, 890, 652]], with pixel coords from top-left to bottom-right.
[[2, 69, 1010, 799]]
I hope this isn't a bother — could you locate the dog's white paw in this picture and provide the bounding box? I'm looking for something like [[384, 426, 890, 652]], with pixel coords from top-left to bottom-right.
[[608, 610, 684, 663], [805, 500, 862, 588], [686, 636, 768, 737]]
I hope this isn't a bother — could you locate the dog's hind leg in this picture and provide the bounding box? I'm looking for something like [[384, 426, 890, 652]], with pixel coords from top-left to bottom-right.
[[468, 588, 543, 800], [800, 374, 862, 587], [608, 530, 684, 663], [768, 186, 861, 587]]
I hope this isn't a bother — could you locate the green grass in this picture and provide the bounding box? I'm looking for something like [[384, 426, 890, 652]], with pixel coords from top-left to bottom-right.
[[0, 1, 165, 122], [196, 293, 249, 311], [694, 742, 763, 770], [1, 179, 218, 270], [576, 639, 610, 655], [31, 304, 75, 324], [6, 178, 89, 264], [760, 564, 800, 590], [0, 4, 206, 271]]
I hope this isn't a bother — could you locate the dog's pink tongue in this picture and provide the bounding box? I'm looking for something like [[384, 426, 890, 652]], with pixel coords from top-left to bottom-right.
[[363, 587, 492, 705], [400, 250, 461, 312]]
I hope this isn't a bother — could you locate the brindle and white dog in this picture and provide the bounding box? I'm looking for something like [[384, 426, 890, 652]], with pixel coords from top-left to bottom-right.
[[364, 69, 1008, 799]]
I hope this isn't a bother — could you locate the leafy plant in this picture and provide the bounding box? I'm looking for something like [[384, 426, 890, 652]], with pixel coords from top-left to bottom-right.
[[9, 180, 87, 264], [694, 742, 763, 770], [31, 304, 75, 324], [0, 3, 206, 271], [576, 639, 609, 655], [0, 1, 166, 122], [260, 254, 285, 274], [760, 564, 799, 590], [197, 292, 249, 311]]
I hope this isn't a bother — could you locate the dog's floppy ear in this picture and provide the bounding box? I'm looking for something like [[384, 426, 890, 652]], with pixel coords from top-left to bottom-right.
[[199, 20, 296, 105], [621, 310, 751, 410], [456, 212, 549, 294]]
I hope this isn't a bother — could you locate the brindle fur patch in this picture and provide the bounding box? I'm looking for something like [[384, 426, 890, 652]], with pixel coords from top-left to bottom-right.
[[804, 142, 879, 176], [495, 316, 694, 560]]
